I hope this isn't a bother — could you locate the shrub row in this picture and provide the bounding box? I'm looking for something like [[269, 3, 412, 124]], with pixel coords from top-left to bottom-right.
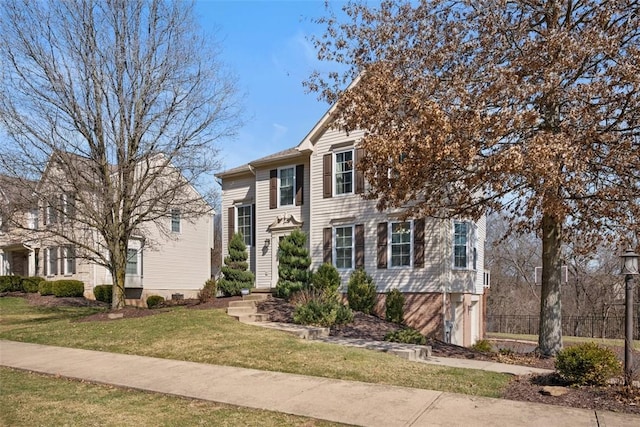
[[38, 279, 84, 297], [0, 275, 45, 293]]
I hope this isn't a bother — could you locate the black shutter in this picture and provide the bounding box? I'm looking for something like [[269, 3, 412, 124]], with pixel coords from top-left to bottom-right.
[[377, 223, 387, 269], [355, 148, 365, 194], [269, 169, 277, 209], [227, 206, 235, 244], [43, 249, 48, 276], [295, 164, 304, 206], [51, 247, 58, 275], [323, 227, 332, 264], [251, 204, 256, 247], [323, 153, 332, 198], [355, 224, 365, 268], [414, 218, 425, 268]]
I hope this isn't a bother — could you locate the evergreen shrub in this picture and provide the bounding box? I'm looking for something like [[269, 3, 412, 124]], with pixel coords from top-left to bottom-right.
[[94, 285, 113, 304], [556, 342, 622, 386], [22, 276, 45, 293], [384, 328, 427, 345], [0, 275, 24, 292], [198, 278, 218, 302], [218, 233, 254, 296], [275, 230, 311, 300], [146, 295, 165, 309], [38, 280, 54, 296], [346, 269, 377, 314], [385, 288, 405, 324], [51, 280, 84, 297]]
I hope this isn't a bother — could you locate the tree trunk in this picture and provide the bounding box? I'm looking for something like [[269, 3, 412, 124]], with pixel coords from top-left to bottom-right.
[[538, 212, 563, 356], [111, 242, 127, 309]]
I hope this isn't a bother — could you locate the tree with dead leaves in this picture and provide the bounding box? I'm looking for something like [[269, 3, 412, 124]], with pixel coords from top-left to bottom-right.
[[0, 0, 241, 308], [308, 0, 640, 355]]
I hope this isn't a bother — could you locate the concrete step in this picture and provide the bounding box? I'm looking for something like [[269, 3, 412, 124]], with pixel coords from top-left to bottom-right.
[[228, 300, 257, 309], [235, 313, 270, 323], [226, 306, 257, 316]]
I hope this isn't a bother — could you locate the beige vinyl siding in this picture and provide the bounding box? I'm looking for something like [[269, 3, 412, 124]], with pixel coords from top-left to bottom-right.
[[253, 157, 310, 289], [309, 128, 444, 293], [141, 212, 212, 298], [474, 215, 487, 294], [220, 173, 256, 279]]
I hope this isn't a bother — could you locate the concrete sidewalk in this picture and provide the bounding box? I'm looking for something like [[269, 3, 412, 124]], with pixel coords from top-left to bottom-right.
[[1, 340, 637, 427]]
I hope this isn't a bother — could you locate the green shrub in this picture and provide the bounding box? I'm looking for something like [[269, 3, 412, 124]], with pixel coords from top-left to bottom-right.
[[293, 299, 353, 327], [146, 295, 165, 309], [346, 269, 377, 314], [22, 276, 45, 293], [51, 280, 84, 297], [198, 278, 218, 302], [275, 230, 312, 300], [38, 280, 54, 296], [555, 342, 622, 386], [0, 275, 24, 292], [310, 263, 341, 301], [218, 233, 254, 296], [471, 339, 494, 353], [384, 328, 427, 345], [94, 285, 113, 304], [385, 288, 405, 324]]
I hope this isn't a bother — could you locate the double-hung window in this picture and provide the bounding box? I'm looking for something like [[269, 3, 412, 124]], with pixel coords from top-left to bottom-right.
[[126, 248, 139, 275], [278, 167, 295, 206], [334, 225, 354, 270], [390, 221, 412, 268], [47, 247, 58, 276], [62, 246, 75, 275], [237, 205, 252, 246], [334, 150, 353, 195], [171, 209, 181, 233], [453, 221, 476, 269]]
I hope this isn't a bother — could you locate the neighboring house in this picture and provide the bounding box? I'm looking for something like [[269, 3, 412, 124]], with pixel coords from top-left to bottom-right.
[[216, 109, 490, 346], [0, 153, 215, 302]]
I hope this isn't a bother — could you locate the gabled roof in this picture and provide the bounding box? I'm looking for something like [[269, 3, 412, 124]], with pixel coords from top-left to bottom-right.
[[215, 147, 303, 178]]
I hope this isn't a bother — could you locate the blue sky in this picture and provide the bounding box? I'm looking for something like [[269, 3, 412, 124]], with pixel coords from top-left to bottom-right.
[[195, 0, 345, 171]]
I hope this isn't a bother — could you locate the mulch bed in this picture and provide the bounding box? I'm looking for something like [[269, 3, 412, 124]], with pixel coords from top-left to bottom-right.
[[5, 292, 640, 414]]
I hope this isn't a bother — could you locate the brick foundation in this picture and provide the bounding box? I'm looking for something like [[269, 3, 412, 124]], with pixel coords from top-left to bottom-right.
[[374, 292, 444, 338]]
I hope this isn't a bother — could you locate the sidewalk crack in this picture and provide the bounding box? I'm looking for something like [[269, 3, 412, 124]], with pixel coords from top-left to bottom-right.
[[406, 392, 444, 426]]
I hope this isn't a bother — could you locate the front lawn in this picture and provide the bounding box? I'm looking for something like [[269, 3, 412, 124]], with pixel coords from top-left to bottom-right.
[[0, 297, 511, 397]]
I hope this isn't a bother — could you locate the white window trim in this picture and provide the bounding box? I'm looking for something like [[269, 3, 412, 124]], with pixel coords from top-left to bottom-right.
[[452, 220, 477, 271], [126, 241, 142, 277], [333, 149, 354, 197], [46, 247, 58, 276], [62, 246, 74, 276], [388, 220, 413, 269], [333, 225, 355, 271], [236, 204, 252, 247], [277, 165, 296, 207], [171, 208, 181, 233]]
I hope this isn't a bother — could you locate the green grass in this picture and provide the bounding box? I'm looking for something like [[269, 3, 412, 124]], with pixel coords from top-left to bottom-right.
[[0, 297, 511, 398], [486, 332, 640, 350], [0, 367, 342, 426]]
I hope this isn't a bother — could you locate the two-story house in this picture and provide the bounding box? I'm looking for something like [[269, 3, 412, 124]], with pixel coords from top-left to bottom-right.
[[216, 109, 489, 346], [0, 152, 215, 302]]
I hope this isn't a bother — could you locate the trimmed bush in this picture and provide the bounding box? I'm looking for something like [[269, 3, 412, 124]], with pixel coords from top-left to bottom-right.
[[310, 263, 341, 301], [146, 295, 165, 309], [293, 299, 353, 327], [555, 342, 622, 386], [275, 230, 312, 300], [218, 233, 254, 296], [384, 328, 427, 345], [94, 285, 113, 304], [22, 276, 45, 293], [38, 280, 54, 296], [471, 339, 494, 353], [346, 269, 377, 314], [51, 280, 84, 297], [385, 288, 405, 324], [0, 275, 24, 292], [198, 278, 218, 302]]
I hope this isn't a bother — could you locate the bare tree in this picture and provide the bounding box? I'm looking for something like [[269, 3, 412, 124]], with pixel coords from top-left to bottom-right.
[[486, 213, 541, 316], [0, 0, 241, 308], [308, 0, 640, 355]]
